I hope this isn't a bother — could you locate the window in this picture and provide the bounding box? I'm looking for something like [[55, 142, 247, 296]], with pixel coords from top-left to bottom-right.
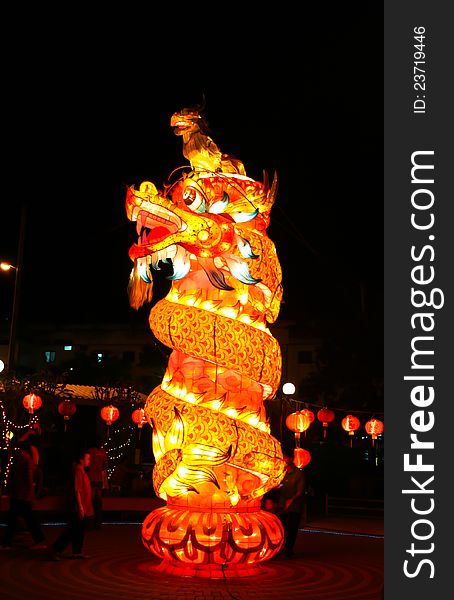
[[64, 345, 73, 351], [298, 350, 313, 364], [44, 351, 56, 363]]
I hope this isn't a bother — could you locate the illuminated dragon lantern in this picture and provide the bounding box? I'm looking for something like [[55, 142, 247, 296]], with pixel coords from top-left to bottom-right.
[[126, 105, 286, 577]]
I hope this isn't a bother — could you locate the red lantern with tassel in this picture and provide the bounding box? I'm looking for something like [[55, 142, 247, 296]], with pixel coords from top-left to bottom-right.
[[286, 411, 311, 447], [100, 405, 120, 427], [132, 408, 147, 428], [23, 393, 42, 415], [132, 407, 147, 442], [317, 407, 335, 439], [294, 447, 311, 469], [365, 418, 384, 446], [58, 399, 77, 431], [341, 414, 360, 447]]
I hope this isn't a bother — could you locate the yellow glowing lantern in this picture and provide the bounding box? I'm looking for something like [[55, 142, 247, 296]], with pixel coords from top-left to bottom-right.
[[365, 418, 384, 446], [286, 411, 311, 447], [125, 105, 286, 577], [22, 393, 42, 414]]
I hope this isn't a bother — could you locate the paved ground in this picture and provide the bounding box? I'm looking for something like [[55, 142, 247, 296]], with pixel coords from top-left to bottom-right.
[[0, 516, 383, 600]]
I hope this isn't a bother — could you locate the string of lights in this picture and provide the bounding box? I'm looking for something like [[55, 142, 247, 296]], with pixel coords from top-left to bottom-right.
[[104, 424, 135, 478]]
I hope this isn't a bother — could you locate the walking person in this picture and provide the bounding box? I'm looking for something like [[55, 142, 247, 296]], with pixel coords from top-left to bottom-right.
[[87, 435, 108, 529], [18, 423, 44, 498], [277, 451, 306, 558], [0, 437, 47, 550], [50, 449, 94, 560]]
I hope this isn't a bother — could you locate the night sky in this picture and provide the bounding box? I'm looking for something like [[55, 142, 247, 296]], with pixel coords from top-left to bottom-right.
[[1, 8, 382, 339]]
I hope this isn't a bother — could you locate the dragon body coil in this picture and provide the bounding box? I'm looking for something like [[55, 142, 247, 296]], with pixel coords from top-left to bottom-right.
[[126, 109, 286, 576]]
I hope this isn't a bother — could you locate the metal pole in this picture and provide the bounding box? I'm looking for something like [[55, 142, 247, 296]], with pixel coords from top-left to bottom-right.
[[7, 205, 27, 372]]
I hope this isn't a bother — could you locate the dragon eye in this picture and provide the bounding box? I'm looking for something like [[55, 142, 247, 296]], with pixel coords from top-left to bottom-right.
[[183, 188, 197, 206], [182, 187, 207, 213]]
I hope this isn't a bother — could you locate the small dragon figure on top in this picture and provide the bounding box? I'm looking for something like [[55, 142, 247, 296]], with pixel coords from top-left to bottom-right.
[[170, 99, 246, 175]]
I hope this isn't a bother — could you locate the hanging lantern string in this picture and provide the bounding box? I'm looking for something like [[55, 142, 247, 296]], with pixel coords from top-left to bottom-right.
[[282, 396, 384, 417]]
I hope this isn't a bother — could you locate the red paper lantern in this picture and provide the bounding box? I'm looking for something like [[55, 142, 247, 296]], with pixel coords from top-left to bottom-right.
[[285, 411, 311, 433], [132, 408, 147, 428], [341, 414, 360, 447], [365, 418, 384, 446], [100, 405, 120, 426], [22, 393, 42, 414], [317, 407, 335, 427], [58, 399, 77, 421], [293, 447, 311, 469], [317, 407, 335, 439], [300, 408, 314, 423], [286, 411, 311, 447]]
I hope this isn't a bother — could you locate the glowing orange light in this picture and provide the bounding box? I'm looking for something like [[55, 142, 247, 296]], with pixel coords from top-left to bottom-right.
[[301, 408, 314, 425], [100, 405, 120, 426], [285, 411, 311, 433], [293, 447, 311, 469], [126, 105, 286, 577], [132, 408, 147, 428], [341, 414, 360, 447], [22, 393, 42, 414], [286, 410, 312, 447], [365, 418, 384, 446]]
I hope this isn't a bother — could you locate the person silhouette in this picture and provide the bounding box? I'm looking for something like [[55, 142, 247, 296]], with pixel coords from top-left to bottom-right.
[[86, 435, 108, 529], [0, 437, 47, 550], [276, 451, 306, 557], [50, 450, 94, 559]]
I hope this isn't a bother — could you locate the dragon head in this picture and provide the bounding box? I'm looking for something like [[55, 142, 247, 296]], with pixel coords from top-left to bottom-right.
[[126, 171, 281, 321], [170, 106, 210, 136]]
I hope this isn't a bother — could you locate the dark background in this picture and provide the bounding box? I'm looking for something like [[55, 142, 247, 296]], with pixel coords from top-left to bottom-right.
[[1, 8, 382, 349]]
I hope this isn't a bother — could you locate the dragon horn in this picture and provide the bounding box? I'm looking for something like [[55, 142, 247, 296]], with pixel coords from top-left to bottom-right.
[[260, 171, 278, 213], [241, 171, 278, 215], [262, 170, 269, 194]]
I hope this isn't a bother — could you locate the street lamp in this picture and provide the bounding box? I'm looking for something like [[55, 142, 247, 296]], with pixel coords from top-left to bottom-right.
[[1, 262, 19, 372], [0, 263, 16, 272], [282, 382, 296, 396], [280, 381, 296, 440], [1, 204, 27, 372]]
